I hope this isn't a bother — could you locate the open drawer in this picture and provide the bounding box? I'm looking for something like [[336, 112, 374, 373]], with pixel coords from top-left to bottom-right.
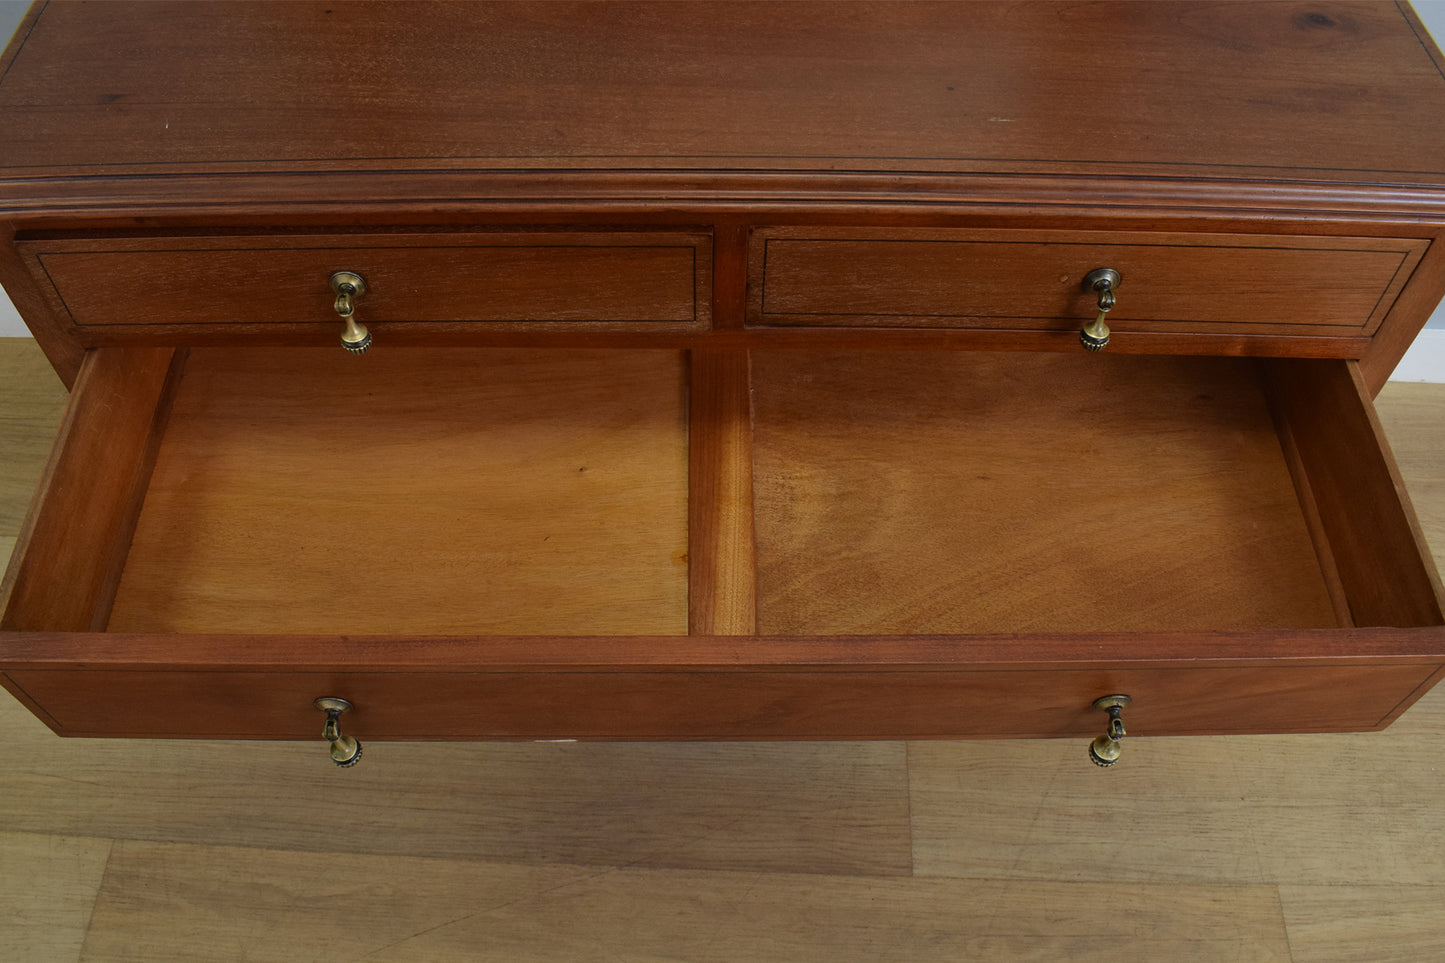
[[1, 346, 1443, 745]]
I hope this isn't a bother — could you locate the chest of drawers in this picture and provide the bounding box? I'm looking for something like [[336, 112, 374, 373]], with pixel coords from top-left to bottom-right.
[[2, 1, 1444, 762]]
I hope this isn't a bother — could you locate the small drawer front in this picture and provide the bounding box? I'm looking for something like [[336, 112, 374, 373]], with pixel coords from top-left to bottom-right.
[[749, 228, 1426, 337], [4, 660, 1440, 740], [22, 231, 709, 329]]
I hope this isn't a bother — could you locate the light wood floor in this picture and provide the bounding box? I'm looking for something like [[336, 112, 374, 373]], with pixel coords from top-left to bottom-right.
[[2, 337, 1443, 962]]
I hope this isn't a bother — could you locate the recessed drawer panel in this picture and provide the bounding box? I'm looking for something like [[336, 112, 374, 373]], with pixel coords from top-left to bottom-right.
[[20, 231, 709, 331], [749, 228, 1427, 337]]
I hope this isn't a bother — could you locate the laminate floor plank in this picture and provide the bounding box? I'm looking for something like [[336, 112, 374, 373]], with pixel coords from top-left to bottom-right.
[[1278, 884, 1445, 963], [909, 737, 1275, 884], [0, 830, 112, 963], [0, 693, 910, 876], [1222, 697, 1445, 886], [77, 839, 1293, 963], [909, 685, 1445, 886], [0, 337, 67, 533]]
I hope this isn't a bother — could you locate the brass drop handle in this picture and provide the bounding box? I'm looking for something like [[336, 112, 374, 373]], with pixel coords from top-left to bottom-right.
[[329, 271, 371, 354], [315, 697, 363, 767], [1080, 267, 1122, 352], [1088, 694, 1131, 767]]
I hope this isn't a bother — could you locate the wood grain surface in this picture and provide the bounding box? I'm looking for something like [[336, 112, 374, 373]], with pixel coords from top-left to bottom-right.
[[0, 225, 84, 386], [0, 342, 1442, 958], [1, 0, 1444, 950], [910, 660, 1445, 888], [0, 690, 911, 877], [5, 342, 1441, 743], [752, 351, 1338, 634], [22, 231, 709, 326], [1267, 359, 1445, 627], [0, 831, 110, 962], [7, 660, 1441, 741], [3, 2, 1442, 395], [107, 347, 690, 636], [750, 228, 1424, 337], [687, 349, 757, 634], [0, 345, 180, 632], [1358, 231, 1445, 395], [1279, 885, 1445, 963], [2, 2, 1443, 186], [76, 840, 1291, 962]]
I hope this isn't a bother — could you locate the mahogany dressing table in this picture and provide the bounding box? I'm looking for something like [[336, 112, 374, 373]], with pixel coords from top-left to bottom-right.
[[2, 1, 1444, 767]]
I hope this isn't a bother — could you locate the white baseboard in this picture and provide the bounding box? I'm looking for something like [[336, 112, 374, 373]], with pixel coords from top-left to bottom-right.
[[1391, 328, 1445, 383]]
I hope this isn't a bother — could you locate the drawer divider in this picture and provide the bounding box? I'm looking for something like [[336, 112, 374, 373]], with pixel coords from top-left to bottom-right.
[[687, 349, 758, 635]]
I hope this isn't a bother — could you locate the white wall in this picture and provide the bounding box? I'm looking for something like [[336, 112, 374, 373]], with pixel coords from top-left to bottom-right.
[[1, 2, 1443, 376]]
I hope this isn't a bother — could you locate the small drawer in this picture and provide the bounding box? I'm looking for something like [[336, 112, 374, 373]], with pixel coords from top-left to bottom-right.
[[749, 227, 1426, 338], [19, 230, 710, 336]]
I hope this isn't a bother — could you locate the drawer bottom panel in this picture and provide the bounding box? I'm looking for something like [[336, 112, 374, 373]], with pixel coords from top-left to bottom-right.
[[6, 662, 1440, 741]]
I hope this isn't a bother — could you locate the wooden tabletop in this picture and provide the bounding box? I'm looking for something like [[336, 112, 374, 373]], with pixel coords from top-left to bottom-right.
[[2, 1, 1445, 211]]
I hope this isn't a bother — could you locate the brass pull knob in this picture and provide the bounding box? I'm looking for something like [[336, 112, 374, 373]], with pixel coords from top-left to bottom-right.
[[1088, 694, 1131, 767], [315, 696, 363, 767], [329, 271, 370, 355], [1080, 267, 1121, 352]]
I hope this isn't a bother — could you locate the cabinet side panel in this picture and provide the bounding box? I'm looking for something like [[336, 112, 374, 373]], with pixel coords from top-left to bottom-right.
[[1358, 234, 1445, 393], [0, 222, 82, 385]]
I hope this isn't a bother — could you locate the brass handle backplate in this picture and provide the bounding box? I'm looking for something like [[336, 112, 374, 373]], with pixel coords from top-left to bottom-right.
[[1080, 267, 1121, 352], [329, 271, 370, 355], [1088, 694, 1131, 767], [315, 696, 363, 767]]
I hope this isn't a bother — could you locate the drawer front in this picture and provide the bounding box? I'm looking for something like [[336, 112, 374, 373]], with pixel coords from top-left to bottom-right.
[[4, 660, 1441, 740], [749, 228, 1426, 337], [20, 231, 709, 330]]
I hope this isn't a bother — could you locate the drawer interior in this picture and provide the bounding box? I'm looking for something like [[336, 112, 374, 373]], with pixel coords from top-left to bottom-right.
[[108, 348, 690, 636], [3, 346, 1441, 640], [751, 352, 1339, 634]]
